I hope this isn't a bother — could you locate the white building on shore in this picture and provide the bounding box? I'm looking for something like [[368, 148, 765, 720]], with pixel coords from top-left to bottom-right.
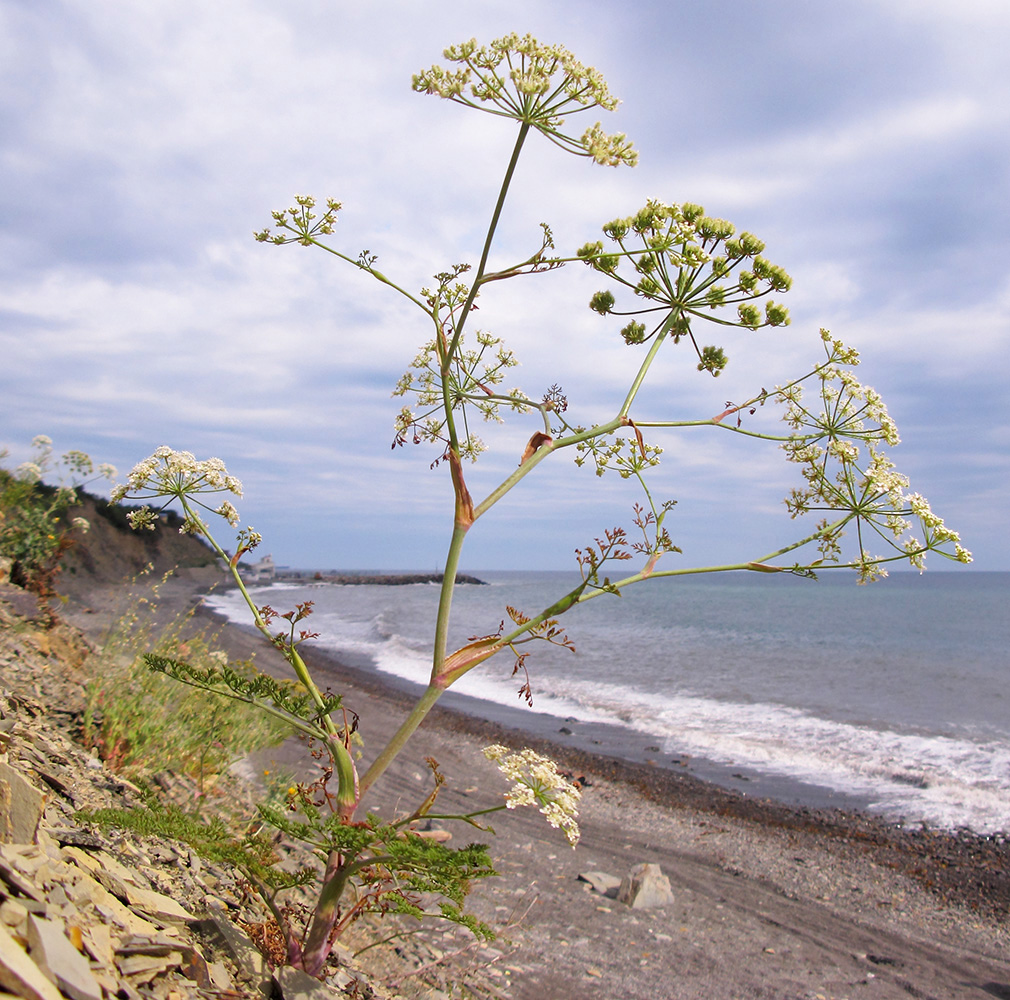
[[241, 553, 275, 583]]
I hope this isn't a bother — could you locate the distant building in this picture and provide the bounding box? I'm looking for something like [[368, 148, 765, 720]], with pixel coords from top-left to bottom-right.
[[242, 553, 275, 583]]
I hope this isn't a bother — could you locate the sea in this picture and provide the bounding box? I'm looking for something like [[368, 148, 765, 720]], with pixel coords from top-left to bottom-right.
[[205, 571, 1010, 835]]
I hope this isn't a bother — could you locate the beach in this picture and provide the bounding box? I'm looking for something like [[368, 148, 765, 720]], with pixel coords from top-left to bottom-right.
[[60, 571, 1010, 1000]]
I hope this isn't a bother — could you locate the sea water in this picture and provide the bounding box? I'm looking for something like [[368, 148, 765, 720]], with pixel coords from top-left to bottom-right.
[[206, 571, 1010, 834]]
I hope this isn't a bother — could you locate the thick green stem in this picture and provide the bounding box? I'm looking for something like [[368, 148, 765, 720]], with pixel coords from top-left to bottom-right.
[[618, 313, 678, 418], [473, 417, 625, 518], [358, 127, 534, 801], [300, 851, 395, 975], [359, 684, 443, 796], [361, 582, 586, 797]]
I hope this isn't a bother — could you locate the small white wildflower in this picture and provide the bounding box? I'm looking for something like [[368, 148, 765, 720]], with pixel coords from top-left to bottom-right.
[[484, 744, 581, 846], [827, 439, 859, 463], [111, 447, 243, 529], [857, 551, 888, 585], [126, 506, 158, 531], [180, 514, 204, 536], [414, 33, 636, 167], [216, 500, 240, 527], [71, 516, 90, 534], [16, 462, 43, 483]]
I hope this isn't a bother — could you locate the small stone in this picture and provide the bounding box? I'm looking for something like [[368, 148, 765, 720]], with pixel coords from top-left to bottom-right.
[[207, 961, 233, 991], [45, 886, 68, 908], [577, 871, 622, 898], [79, 924, 114, 967], [65, 872, 159, 935], [617, 863, 674, 909], [117, 953, 181, 981], [122, 885, 193, 925], [0, 920, 62, 1000], [274, 965, 342, 1000], [0, 858, 46, 910], [0, 899, 29, 933], [192, 913, 265, 981]]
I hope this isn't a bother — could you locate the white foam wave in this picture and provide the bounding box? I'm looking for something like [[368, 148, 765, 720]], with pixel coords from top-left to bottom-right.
[[545, 676, 1010, 832]]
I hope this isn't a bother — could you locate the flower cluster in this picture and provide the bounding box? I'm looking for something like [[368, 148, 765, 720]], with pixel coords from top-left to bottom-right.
[[1, 436, 113, 596], [483, 744, 581, 846], [578, 200, 791, 374], [254, 195, 342, 247], [413, 33, 637, 167], [14, 436, 117, 487], [393, 326, 529, 462], [575, 433, 663, 479], [15, 462, 42, 484], [112, 447, 244, 534], [779, 331, 971, 580]]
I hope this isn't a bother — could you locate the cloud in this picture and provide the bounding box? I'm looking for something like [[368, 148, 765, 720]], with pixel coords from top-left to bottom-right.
[[1, 1, 1006, 570]]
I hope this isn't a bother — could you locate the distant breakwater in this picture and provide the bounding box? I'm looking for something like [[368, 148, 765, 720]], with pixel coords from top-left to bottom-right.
[[276, 572, 488, 586]]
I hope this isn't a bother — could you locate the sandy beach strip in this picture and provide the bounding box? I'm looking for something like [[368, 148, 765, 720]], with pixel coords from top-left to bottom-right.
[[62, 571, 1010, 1000]]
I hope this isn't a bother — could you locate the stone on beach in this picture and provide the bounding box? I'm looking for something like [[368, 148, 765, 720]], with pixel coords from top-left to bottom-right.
[[577, 871, 622, 898], [617, 862, 674, 909]]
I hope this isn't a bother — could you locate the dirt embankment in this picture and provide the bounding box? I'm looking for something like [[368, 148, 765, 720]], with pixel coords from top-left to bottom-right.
[[57, 494, 221, 599]]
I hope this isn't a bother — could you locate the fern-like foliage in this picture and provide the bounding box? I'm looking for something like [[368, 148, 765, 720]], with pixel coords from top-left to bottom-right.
[[77, 803, 315, 892], [143, 653, 341, 737], [78, 799, 497, 946]]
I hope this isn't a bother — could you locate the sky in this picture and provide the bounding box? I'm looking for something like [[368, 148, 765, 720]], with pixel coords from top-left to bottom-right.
[[2, 0, 1008, 572]]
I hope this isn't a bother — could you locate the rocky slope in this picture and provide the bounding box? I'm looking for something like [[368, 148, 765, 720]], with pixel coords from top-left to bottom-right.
[[0, 578, 410, 1000], [0, 541, 503, 1000]]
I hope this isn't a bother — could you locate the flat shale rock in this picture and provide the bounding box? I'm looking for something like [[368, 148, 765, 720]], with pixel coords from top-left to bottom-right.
[[0, 764, 46, 845]]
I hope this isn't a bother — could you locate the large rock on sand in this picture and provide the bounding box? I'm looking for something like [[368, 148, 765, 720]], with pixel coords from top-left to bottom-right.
[[617, 862, 674, 909]]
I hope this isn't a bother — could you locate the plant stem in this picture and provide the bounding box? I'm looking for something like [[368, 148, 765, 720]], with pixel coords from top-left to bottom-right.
[[359, 684, 442, 796], [446, 123, 531, 362], [186, 504, 358, 815], [432, 523, 469, 675], [618, 311, 679, 417]]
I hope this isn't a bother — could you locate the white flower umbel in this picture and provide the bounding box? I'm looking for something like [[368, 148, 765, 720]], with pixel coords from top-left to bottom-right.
[[112, 446, 244, 534], [413, 33, 637, 167], [483, 744, 581, 846], [778, 331, 971, 580]]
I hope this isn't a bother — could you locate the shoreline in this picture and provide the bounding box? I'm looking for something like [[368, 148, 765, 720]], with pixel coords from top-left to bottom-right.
[[220, 605, 1010, 914], [60, 571, 1010, 999]]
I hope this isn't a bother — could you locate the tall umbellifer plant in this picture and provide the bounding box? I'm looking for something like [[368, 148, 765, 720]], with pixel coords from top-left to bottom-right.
[[105, 34, 969, 975]]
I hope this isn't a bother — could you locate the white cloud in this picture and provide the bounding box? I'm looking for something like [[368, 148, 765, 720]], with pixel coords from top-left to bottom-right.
[[1, 1, 1007, 569]]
